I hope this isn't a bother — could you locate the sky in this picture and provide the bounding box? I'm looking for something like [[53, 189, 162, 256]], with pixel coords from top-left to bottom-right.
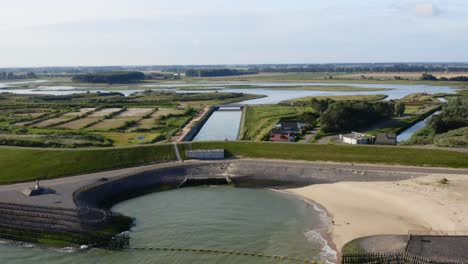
[[0, 0, 467, 67]]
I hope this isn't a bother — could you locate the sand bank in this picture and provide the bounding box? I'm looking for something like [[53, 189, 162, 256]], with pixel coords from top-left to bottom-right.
[[287, 173, 468, 251]]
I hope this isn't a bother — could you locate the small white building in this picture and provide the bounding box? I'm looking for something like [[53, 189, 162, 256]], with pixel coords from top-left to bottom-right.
[[339, 132, 372, 145]]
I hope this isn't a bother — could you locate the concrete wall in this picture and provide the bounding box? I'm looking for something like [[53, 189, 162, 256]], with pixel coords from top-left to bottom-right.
[[74, 160, 420, 210], [186, 149, 225, 160], [181, 106, 217, 141]]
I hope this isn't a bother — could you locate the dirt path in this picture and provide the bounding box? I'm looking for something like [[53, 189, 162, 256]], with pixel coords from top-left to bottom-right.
[[176, 106, 209, 142]]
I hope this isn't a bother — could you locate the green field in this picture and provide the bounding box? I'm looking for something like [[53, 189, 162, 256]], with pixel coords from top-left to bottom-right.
[[180, 142, 468, 168], [240, 105, 314, 140]]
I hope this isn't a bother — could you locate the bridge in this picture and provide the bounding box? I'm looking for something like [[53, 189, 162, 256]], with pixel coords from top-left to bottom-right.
[[212, 104, 246, 109]]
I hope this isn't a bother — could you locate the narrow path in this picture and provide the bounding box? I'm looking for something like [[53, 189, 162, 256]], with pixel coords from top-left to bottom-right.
[[176, 106, 210, 142], [172, 142, 183, 162]]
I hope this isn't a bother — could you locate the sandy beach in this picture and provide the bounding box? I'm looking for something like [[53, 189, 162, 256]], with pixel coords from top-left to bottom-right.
[[287, 173, 468, 251]]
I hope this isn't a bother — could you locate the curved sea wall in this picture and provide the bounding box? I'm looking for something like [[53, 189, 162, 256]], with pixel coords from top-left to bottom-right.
[[1, 159, 443, 248], [73, 160, 420, 210]]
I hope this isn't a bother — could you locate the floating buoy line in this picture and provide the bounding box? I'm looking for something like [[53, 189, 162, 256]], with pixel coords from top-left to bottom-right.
[[130, 246, 325, 263]]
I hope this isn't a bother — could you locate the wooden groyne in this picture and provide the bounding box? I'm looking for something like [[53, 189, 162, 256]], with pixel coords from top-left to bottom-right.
[[342, 252, 466, 264]]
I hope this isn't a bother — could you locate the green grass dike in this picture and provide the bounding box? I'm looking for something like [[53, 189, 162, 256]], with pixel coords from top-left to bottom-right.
[[180, 141, 468, 168], [0, 144, 176, 184], [1, 142, 467, 184]]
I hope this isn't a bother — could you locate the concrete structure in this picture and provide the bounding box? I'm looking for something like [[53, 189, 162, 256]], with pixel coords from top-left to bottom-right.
[[186, 149, 225, 160], [340, 132, 373, 145], [376, 132, 397, 145]]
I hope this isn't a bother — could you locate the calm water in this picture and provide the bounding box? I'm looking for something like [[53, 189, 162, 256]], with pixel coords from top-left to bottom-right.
[[0, 187, 336, 264], [1, 81, 456, 103], [397, 111, 440, 142], [193, 109, 242, 141]]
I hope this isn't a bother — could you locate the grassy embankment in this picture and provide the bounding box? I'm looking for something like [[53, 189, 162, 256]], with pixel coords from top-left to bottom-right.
[[1, 142, 468, 184], [283, 94, 388, 104], [239, 105, 314, 140], [0, 144, 176, 184], [180, 141, 468, 168]]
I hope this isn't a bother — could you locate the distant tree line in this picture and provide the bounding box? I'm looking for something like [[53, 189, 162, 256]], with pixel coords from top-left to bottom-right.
[[0, 72, 37, 80], [185, 69, 259, 77], [3, 63, 468, 75], [421, 73, 468, 82], [254, 64, 468, 73], [309, 98, 398, 133], [72, 71, 145, 84]]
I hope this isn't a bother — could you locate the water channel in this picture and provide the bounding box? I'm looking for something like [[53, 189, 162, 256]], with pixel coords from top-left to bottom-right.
[[397, 111, 441, 142]]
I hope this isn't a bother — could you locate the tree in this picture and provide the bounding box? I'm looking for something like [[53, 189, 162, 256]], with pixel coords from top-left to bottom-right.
[[310, 98, 332, 113], [320, 100, 396, 133], [395, 102, 405, 117], [421, 73, 438, 81]]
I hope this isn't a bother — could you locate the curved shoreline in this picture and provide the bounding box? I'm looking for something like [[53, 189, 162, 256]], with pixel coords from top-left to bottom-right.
[[0, 159, 467, 251]]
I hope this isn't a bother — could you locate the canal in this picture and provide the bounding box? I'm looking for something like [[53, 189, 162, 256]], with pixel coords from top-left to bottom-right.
[[397, 111, 440, 143]]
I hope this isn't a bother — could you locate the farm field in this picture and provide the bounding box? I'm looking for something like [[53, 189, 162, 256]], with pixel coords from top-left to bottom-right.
[[131, 108, 185, 130], [94, 132, 163, 146], [56, 117, 102, 129], [89, 117, 140, 130], [0, 90, 259, 147]]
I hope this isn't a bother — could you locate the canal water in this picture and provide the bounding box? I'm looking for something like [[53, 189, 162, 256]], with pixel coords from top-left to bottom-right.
[[193, 107, 243, 141], [0, 187, 336, 264], [397, 111, 440, 142]]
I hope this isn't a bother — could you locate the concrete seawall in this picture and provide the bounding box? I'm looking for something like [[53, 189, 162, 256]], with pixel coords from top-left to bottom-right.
[[2, 159, 466, 247], [73, 160, 426, 211]]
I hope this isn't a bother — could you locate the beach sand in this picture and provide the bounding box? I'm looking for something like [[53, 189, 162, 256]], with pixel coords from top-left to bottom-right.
[[287, 173, 468, 251]]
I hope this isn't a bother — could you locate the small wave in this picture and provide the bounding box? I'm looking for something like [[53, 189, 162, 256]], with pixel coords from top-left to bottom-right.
[[56, 247, 76, 253], [304, 230, 337, 264]]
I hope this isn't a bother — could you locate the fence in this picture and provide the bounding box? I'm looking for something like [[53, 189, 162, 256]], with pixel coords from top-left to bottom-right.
[[0, 201, 127, 249], [342, 252, 466, 264]]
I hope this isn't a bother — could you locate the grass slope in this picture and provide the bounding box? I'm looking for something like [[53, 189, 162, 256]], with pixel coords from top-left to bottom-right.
[[240, 105, 313, 140], [0, 145, 176, 184], [1, 141, 467, 185], [180, 141, 468, 168]]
